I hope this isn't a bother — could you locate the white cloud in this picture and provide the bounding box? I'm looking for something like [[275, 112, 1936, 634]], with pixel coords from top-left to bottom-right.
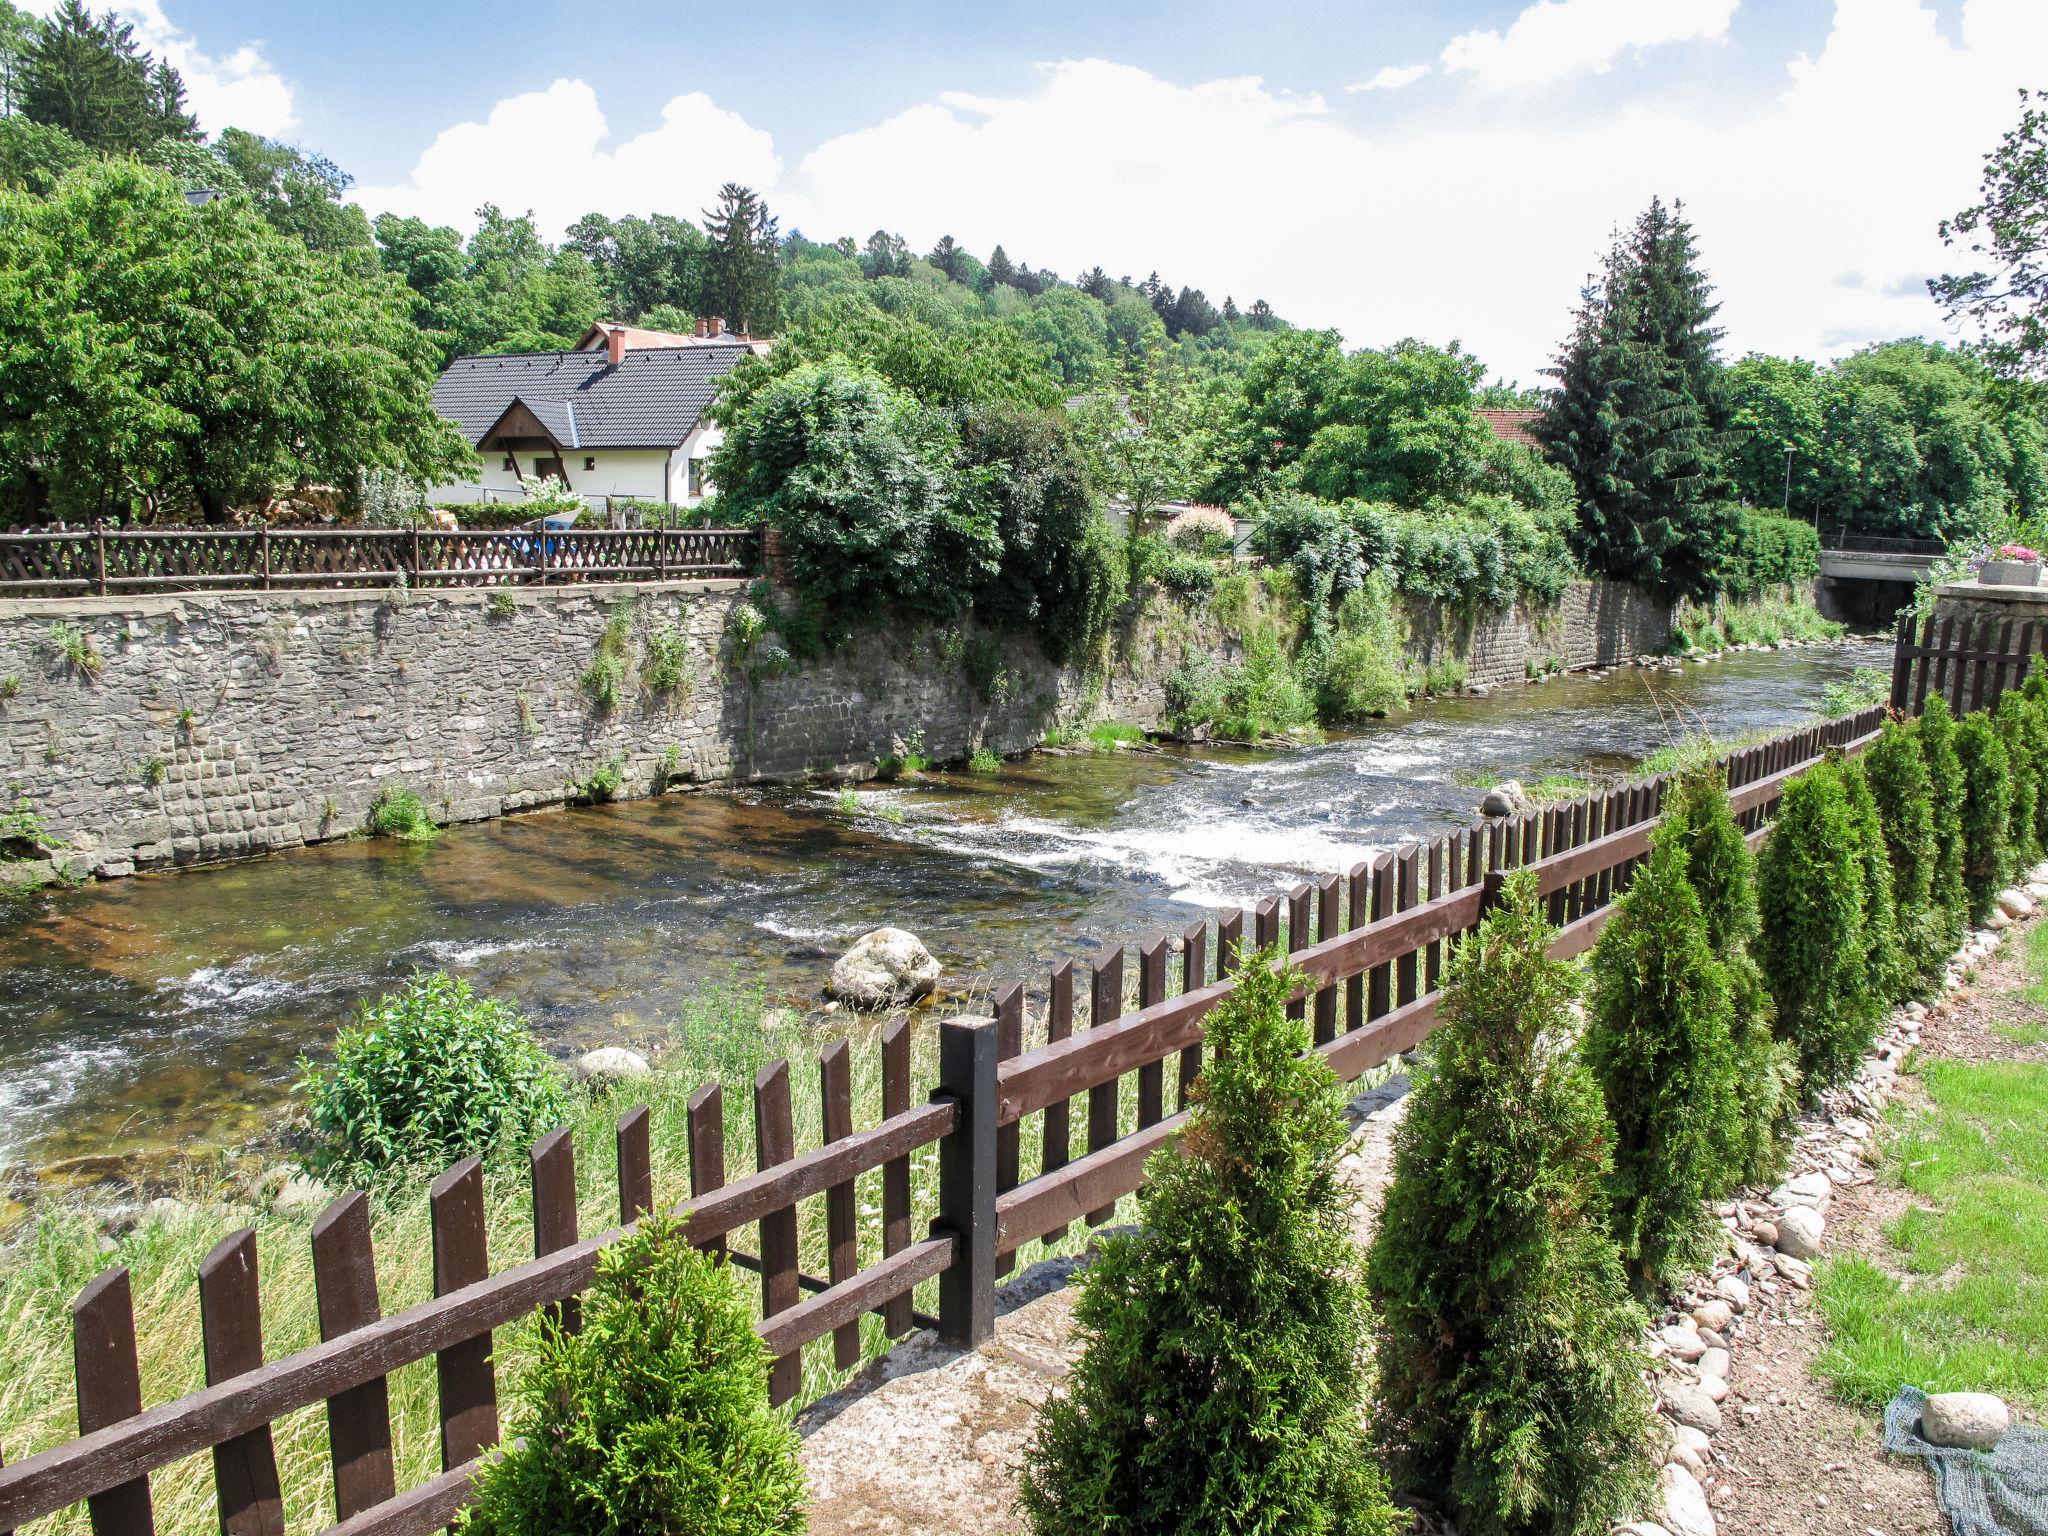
[[346, 1, 2048, 382], [352, 79, 780, 234], [1441, 0, 1740, 89], [22, 0, 296, 135], [1348, 63, 1432, 92]]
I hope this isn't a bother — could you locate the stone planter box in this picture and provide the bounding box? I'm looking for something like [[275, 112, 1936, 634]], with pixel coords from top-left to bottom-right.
[[1981, 559, 2042, 588]]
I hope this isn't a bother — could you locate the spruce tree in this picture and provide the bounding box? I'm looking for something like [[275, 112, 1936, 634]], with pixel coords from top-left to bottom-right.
[[701, 183, 781, 335], [1021, 947, 1399, 1536], [1369, 873, 1655, 1536], [1955, 713, 2014, 921], [19, 0, 195, 154], [1861, 716, 1944, 992], [1585, 835, 1743, 1289], [1755, 760, 1876, 1089], [1655, 765, 1796, 1184], [1917, 696, 1971, 952], [1842, 760, 1910, 1005]]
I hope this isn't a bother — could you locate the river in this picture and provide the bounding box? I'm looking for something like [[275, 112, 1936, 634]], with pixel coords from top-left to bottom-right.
[[0, 636, 1893, 1173]]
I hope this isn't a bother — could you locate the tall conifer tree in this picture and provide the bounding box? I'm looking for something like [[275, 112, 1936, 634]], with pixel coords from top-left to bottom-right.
[[701, 183, 781, 336]]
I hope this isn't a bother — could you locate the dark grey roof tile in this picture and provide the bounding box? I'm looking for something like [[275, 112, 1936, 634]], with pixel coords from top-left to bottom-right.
[[431, 343, 756, 449]]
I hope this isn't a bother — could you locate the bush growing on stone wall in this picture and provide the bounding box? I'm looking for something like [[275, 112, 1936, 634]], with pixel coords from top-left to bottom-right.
[[1861, 716, 1945, 994], [1021, 946, 1400, 1536], [1585, 835, 1744, 1289], [580, 598, 636, 713], [463, 1215, 807, 1536], [1315, 576, 1408, 721], [1842, 760, 1910, 1007], [1954, 713, 2014, 922], [1368, 873, 1655, 1536], [296, 971, 567, 1180], [366, 784, 438, 842], [1916, 696, 1971, 953], [1755, 761, 1877, 1090]]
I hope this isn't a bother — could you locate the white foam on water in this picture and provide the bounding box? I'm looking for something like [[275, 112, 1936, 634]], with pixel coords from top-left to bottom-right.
[[412, 937, 542, 967], [155, 964, 294, 1011], [753, 916, 845, 942]]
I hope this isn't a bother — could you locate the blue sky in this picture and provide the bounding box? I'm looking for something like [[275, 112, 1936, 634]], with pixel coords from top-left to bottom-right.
[[56, 1, 2035, 378]]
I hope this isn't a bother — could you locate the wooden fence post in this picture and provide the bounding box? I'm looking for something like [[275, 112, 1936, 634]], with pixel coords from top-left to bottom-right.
[[934, 1014, 999, 1349], [310, 1193, 395, 1523], [881, 1018, 916, 1335], [258, 524, 271, 592], [92, 524, 107, 598], [1086, 947, 1124, 1225], [530, 1129, 579, 1336], [73, 1268, 152, 1536], [429, 1158, 496, 1470], [615, 1105, 652, 1225], [753, 1061, 801, 1405], [819, 1041, 861, 1366], [197, 1230, 286, 1536]]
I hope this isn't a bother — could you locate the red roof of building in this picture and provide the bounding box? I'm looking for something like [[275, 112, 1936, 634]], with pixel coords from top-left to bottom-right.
[[1477, 408, 1544, 450]]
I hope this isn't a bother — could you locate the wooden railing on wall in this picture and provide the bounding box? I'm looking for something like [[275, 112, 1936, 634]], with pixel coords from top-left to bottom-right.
[[0, 705, 1888, 1536], [1890, 610, 2046, 718], [0, 527, 758, 598]]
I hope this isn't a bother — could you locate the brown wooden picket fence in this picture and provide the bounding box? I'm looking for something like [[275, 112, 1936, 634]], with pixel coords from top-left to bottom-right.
[[0, 703, 1888, 1536], [1889, 610, 2047, 718], [0, 527, 758, 598]]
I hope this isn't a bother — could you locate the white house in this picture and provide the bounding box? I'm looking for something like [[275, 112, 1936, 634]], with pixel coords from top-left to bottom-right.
[[427, 320, 766, 513]]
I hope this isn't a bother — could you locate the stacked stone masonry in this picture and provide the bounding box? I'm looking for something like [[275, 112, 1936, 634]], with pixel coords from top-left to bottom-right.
[[0, 577, 1670, 877]]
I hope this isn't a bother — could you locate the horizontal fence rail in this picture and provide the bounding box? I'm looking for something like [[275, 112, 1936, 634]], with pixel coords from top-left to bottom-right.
[[0, 705, 1891, 1536], [1889, 610, 2045, 718], [0, 526, 758, 598]]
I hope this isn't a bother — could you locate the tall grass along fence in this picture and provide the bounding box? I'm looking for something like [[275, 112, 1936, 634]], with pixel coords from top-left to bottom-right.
[[0, 527, 758, 598], [0, 704, 1889, 1536], [1890, 610, 2048, 718]]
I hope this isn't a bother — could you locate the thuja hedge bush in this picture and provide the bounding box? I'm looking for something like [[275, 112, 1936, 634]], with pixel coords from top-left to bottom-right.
[[463, 1215, 808, 1536], [296, 971, 568, 1181], [1369, 873, 1655, 1536], [1917, 697, 1972, 952], [1862, 716, 1946, 994], [1997, 689, 2044, 868], [1585, 835, 1744, 1289], [1842, 762, 1910, 1008], [1954, 713, 2014, 923], [1022, 946, 1398, 1536]]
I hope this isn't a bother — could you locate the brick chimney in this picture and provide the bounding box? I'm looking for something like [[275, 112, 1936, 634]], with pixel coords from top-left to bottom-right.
[[694, 316, 708, 337], [708, 315, 724, 338], [605, 325, 625, 366]]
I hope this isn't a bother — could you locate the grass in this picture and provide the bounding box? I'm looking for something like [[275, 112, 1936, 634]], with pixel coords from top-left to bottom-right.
[[365, 785, 439, 842], [1813, 1054, 2048, 1410], [1820, 668, 1891, 720], [1670, 593, 1845, 655], [579, 597, 636, 712], [642, 625, 693, 696], [1452, 769, 1593, 804], [0, 982, 1140, 1536], [2000, 922, 2048, 1046], [1042, 720, 1147, 752], [967, 747, 1001, 776]]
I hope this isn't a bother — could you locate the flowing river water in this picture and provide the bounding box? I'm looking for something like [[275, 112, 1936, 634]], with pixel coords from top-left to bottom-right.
[[0, 636, 1893, 1174]]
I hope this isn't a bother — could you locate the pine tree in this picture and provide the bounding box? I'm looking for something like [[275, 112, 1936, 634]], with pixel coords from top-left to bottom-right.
[[19, 0, 190, 153], [1585, 835, 1743, 1288], [1842, 759, 1910, 1005], [1917, 696, 1971, 952], [1369, 873, 1655, 1536], [701, 183, 780, 335], [1022, 947, 1399, 1536], [1655, 765, 1796, 1184], [984, 243, 1016, 290], [1862, 716, 1944, 992], [1755, 761, 1876, 1089], [1222, 295, 1241, 323], [1955, 713, 2013, 922]]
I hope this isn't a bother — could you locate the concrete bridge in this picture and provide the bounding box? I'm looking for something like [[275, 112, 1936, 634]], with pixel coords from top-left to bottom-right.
[[1815, 533, 1945, 626]]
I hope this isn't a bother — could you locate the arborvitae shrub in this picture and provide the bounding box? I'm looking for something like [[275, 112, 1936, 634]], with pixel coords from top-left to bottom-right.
[[1841, 761, 1910, 1007], [1916, 696, 1970, 952], [1755, 761, 1876, 1090], [1657, 766, 1798, 1183], [2025, 666, 2048, 853], [1368, 873, 1655, 1536], [1954, 713, 2013, 922], [463, 1215, 808, 1536], [1021, 945, 1399, 1536], [1585, 835, 1743, 1289], [1861, 717, 1943, 993], [296, 971, 567, 1180], [1996, 690, 2042, 867]]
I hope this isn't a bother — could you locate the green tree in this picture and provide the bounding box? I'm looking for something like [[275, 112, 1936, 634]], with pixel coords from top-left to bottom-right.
[[1072, 361, 1199, 528], [564, 210, 708, 321], [1996, 689, 2043, 867], [1918, 696, 1972, 954], [709, 361, 996, 627], [1754, 761, 1875, 1089], [1369, 872, 1655, 1536], [464, 1216, 807, 1536], [703, 182, 780, 334], [1954, 712, 2013, 922], [19, 0, 195, 154], [1842, 759, 1910, 1006], [0, 160, 469, 522], [0, 112, 86, 192], [1861, 716, 1945, 993], [0, 0, 38, 116], [1537, 199, 1737, 596], [1931, 88, 2048, 382], [1021, 947, 1400, 1536], [213, 127, 375, 258], [1585, 834, 1742, 1289], [1292, 340, 1496, 507]]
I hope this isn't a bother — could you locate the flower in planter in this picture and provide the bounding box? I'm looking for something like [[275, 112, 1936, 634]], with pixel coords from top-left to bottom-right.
[[1997, 543, 2041, 562]]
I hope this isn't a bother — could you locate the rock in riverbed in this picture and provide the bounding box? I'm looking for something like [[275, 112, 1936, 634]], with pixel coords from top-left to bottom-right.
[[1480, 780, 1533, 817], [829, 927, 941, 1008], [575, 1046, 650, 1085]]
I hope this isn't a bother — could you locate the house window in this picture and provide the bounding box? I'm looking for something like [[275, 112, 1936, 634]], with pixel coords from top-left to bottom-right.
[[584, 456, 596, 471], [687, 457, 707, 498], [501, 456, 514, 471]]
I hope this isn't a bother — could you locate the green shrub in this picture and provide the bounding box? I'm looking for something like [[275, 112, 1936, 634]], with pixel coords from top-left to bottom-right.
[[1955, 713, 2013, 922], [1585, 835, 1744, 1289], [2025, 666, 2048, 852], [486, 590, 518, 620], [1216, 628, 1317, 741], [578, 756, 625, 804], [43, 620, 103, 677], [642, 624, 693, 696], [1755, 761, 1877, 1090], [296, 971, 567, 1180], [1163, 654, 1227, 736], [581, 598, 636, 712], [967, 746, 1000, 775], [1021, 947, 1399, 1536], [1862, 717, 1946, 994], [1717, 511, 1820, 598], [1917, 696, 1971, 953], [366, 784, 439, 842], [1317, 577, 1407, 720], [1842, 760, 1910, 1007], [1820, 668, 1890, 719], [1368, 873, 1655, 1536], [1996, 690, 2042, 867], [463, 1215, 807, 1536]]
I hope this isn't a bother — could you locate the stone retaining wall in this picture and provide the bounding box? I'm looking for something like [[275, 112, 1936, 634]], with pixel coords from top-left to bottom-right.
[[0, 576, 1670, 879], [1404, 579, 1674, 688]]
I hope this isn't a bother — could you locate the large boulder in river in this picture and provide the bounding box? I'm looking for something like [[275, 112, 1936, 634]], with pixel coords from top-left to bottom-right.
[[1480, 780, 1533, 817], [830, 928, 941, 1008]]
